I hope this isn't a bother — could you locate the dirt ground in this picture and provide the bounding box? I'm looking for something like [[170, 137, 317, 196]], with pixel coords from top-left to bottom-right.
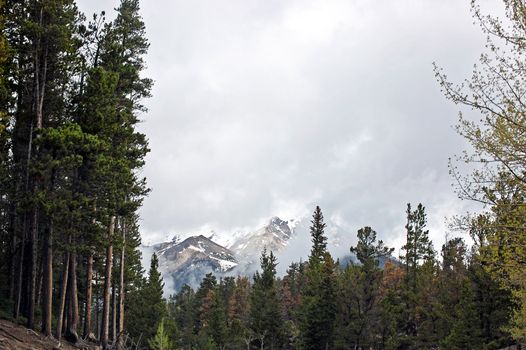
[[0, 319, 100, 350]]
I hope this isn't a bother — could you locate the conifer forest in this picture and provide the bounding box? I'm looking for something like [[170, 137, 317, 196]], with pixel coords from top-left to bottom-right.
[[1, 0, 526, 349]]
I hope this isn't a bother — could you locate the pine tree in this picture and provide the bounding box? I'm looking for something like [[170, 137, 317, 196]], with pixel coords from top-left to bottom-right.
[[167, 284, 196, 348], [299, 206, 336, 350], [0, 0, 152, 345], [148, 319, 173, 350], [336, 227, 394, 349], [250, 249, 283, 349], [146, 253, 166, 339], [125, 252, 165, 346], [351, 226, 394, 269], [228, 276, 252, 349], [309, 206, 327, 265], [400, 203, 434, 341]]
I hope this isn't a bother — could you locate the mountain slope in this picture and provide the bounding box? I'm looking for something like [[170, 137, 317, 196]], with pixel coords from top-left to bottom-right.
[[230, 216, 294, 272], [152, 217, 297, 292], [156, 235, 238, 292]]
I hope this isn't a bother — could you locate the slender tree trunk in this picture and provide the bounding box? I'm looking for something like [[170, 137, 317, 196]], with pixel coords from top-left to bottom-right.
[[41, 220, 53, 336], [83, 251, 94, 339], [14, 215, 25, 319], [95, 270, 99, 338], [27, 206, 38, 329], [101, 216, 116, 349], [57, 250, 70, 340], [36, 255, 44, 310], [117, 220, 126, 349], [111, 274, 117, 344], [28, 5, 46, 327], [9, 202, 18, 301], [66, 249, 79, 343]]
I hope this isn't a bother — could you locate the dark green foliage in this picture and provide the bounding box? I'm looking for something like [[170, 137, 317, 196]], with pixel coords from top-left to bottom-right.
[[0, 0, 153, 344], [250, 249, 284, 349], [335, 227, 394, 349], [309, 206, 327, 266], [126, 253, 165, 345], [299, 207, 336, 350], [399, 203, 435, 343], [352, 226, 394, 270], [159, 204, 516, 350]]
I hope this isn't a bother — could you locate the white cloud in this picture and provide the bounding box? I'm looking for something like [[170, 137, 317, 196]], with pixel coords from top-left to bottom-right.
[[76, 0, 501, 256]]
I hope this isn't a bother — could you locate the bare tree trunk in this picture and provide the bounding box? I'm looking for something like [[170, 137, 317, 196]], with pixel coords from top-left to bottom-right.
[[9, 202, 18, 301], [83, 251, 94, 339], [27, 206, 38, 329], [57, 250, 70, 340], [117, 220, 126, 349], [36, 255, 44, 310], [65, 249, 79, 343], [28, 4, 47, 327], [101, 216, 116, 349], [95, 271, 100, 338], [14, 215, 26, 320], [41, 221, 53, 336], [111, 274, 117, 344]]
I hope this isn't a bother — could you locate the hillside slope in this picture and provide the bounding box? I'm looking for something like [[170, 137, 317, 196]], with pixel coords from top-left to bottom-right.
[[0, 319, 99, 350]]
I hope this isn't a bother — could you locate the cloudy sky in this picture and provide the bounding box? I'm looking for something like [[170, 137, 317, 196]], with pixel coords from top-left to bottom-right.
[[77, 0, 502, 254]]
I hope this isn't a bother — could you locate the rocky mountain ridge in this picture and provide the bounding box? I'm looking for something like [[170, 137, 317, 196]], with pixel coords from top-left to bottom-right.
[[154, 216, 296, 292]]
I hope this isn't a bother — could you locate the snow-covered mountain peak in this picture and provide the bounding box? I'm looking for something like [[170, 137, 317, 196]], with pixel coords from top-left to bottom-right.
[[150, 216, 299, 293]]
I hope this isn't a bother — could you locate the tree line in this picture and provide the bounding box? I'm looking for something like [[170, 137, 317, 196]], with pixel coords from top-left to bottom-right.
[[145, 204, 516, 350], [0, 0, 160, 348]]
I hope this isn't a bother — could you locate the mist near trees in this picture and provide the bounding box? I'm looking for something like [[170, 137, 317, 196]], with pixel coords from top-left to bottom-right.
[[156, 205, 514, 350]]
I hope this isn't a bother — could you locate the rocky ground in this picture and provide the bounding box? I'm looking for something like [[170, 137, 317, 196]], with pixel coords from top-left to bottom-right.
[[0, 319, 99, 350]]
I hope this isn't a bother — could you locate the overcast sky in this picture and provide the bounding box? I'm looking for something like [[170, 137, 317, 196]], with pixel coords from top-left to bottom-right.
[[76, 0, 502, 253]]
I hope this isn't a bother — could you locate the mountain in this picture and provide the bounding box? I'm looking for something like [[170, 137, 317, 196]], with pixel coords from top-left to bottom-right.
[[230, 216, 294, 273], [147, 215, 398, 295], [156, 234, 238, 292], [153, 217, 297, 293]]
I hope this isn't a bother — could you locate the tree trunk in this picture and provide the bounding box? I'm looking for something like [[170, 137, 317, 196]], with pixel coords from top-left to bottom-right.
[[41, 220, 53, 336], [9, 202, 18, 301], [27, 206, 38, 329], [36, 255, 44, 311], [28, 4, 47, 327], [111, 274, 117, 344], [13, 215, 26, 320], [95, 271, 100, 338], [117, 220, 126, 349], [83, 251, 94, 339], [57, 250, 70, 340], [65, 249, 79, 343], [101, 216, 115, 349]]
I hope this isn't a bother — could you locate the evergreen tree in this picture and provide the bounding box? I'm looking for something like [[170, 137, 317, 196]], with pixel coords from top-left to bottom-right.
[[351, 226, 394, 270], [0, 0, 152, 345], [299, 206, 336, 350], [148, 319, 173, 350], [309, 206, 327, 265], [400, 203, 434, 342], [228, 276, 252, 349], [126, 252, 165, 346], [208, 290, 228, 349], [336, 227, 394, 349], [250, 249, 283, 349], [171, 284, 196, 348]]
